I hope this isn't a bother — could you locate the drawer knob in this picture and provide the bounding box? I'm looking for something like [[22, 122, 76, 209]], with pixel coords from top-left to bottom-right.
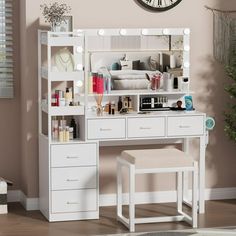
[[66, 179, 79, 182], [66, 156, 80, 159], [179, 125, 191, 129], [66, 201, 79, 205], [100, 128, 112, 131], [139, 127, 151, 130]]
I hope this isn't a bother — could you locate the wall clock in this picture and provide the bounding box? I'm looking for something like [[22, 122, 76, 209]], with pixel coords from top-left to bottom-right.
[[137, 0, 183, 12]]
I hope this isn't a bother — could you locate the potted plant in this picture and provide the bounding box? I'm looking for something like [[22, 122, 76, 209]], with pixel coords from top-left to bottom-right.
[[40, 2, 71, 32]]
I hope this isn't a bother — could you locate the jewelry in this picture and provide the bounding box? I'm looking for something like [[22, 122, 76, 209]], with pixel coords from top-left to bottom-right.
[[54, 48, 74, 72]]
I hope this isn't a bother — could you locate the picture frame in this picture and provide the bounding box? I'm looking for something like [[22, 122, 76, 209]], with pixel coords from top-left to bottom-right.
[[59, 16, 73, 32]]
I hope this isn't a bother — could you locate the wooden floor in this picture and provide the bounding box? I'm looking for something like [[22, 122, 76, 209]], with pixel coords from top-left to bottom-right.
[[0, 200, 236, 236]]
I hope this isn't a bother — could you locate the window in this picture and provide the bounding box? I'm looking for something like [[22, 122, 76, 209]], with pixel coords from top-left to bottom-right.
[[0, 0, 13, 98]]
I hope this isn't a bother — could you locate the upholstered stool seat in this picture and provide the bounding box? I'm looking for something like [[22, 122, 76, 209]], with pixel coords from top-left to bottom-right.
[[117, 148, 198, 232]]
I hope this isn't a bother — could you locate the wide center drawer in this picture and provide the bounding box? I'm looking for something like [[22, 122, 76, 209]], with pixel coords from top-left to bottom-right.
[[51, 189, 97, 213], [87, 118, 126, 140], [167, 115, 204, 136], [127, 117, 165, 138], [51, 166, 97, 190], [51, 143, 97, 167]]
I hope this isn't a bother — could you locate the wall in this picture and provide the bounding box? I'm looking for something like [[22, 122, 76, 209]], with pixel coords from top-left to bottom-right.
[[0, 0, 21, 190], [19, 0, 236, 198]]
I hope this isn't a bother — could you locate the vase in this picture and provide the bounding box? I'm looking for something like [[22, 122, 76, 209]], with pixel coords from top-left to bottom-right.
[[50, 21, 60, 32]]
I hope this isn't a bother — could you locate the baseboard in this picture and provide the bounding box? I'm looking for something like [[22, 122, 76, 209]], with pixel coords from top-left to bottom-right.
[[7, 187, 236, 210]]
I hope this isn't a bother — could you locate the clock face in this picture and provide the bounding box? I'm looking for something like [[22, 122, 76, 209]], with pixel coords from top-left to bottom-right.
[[137, 0, 183, 11]]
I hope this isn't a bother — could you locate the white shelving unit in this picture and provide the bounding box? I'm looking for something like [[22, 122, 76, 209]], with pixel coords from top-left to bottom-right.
[[38, 30, 99, 222]]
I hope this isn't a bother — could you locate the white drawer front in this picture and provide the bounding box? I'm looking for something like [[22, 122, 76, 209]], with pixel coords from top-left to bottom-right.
[[51, 189, 97, 213], [167, 116, 204, 136], [87, 119, 126, 140], [51, 166, 97, 190], [127, 117, 165, 138], [51, 143, 97, 167]]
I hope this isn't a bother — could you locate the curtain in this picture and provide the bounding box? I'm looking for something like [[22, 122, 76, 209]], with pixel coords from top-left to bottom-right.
[[0, 0, 13, 98]]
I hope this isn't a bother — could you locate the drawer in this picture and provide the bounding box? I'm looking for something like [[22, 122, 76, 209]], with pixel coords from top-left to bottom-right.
[[87, 119, 126, 140], [51, 189, 97, 213], [167, 116, 204, 136], [51, 143, 97, 167], [51, 166, 97, 190], [127, 117, 165, 138]]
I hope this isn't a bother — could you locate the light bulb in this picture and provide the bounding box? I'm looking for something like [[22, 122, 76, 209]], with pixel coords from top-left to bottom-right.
[[98, 29, 105, 36], [163, 29, 170, 35], [120, 29, 127, 35], [184, 62, 190, 68], [76, 80, 83, 88], [184, 28, 190, 35], [184, 45, 190, 51], [76, 64, 83, 71], [142, 29, 148, 35], [76, 46, 83, 53]]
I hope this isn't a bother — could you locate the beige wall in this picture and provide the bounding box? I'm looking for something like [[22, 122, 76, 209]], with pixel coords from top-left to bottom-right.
[[17, 0, 236, 197]]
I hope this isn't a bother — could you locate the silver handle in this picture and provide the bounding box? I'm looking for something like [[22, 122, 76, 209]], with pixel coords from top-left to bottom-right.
[[66, 179, 79, 182], [140, 127, 152, 130], [179, 125, 191, 129], [66, 156, 80, 159], [100, 128, 112, 132], [67, 201, 79, 205]]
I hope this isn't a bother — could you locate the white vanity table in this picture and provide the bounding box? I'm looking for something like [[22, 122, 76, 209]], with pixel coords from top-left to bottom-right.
[[38, 28, 207, 222]]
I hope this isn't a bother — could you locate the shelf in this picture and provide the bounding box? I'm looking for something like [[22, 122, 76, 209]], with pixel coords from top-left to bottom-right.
[[88, 90, 194, 97], [41, 67, 84, 81], [50, 139, 85, 145], [40, 31, 84, 46], [41, 103, 85, 116]]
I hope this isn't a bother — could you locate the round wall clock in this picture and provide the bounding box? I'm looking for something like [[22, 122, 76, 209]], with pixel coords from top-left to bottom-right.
[[137, 0, 183, 12]]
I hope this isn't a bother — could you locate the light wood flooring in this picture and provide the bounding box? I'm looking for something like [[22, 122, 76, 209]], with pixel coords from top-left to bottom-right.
[[0, 200, 236, 236]]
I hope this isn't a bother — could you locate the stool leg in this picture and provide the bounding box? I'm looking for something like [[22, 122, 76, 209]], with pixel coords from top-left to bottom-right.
[[177, 171, 183, 213], [129, 164, 135, 232], [192, 162, 198, 228], [117, 161, 122, 217]]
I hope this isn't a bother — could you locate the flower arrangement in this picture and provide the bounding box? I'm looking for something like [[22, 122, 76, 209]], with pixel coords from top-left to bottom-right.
[[40, 2, 71, 30]]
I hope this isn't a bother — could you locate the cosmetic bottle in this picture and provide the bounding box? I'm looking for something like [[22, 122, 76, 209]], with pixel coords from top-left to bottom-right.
[[70, 118, 77, 139], [69, 127, 74, 140], [92, 72, 98, 93], [181, 77, 189, 92], [65, 88, 70, 106], [118, 96, 123, 112], [65, 126, 70, 142], [59, 126, 64, 142], [52, 117, 59, 140], [108, 102, 112, 115]]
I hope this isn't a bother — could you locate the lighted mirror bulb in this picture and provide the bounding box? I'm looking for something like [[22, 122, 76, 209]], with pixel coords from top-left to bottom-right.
[[76, 29, 83, 36], [184, 45, 190, 51], [120, 29, 127, 36], [76, 80, 83, 88], [98, 29, 105, 36], [142, 29, 148, 35], [184, 28, 190, 35], [76, 64, 83, 71], [163, 29, 170, 35], [184, 62, 190, 68], [76, 46, 83, 53]]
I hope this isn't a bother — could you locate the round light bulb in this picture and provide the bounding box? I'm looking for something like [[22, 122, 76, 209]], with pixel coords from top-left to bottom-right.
[[142, 29, 148, 35], [163, 29, 169, 35], [120, 29, 127, 35], [184, 28, 190, 35], [76, 46, 83, 53], [76, 80, 83, 88], [184, 45, 190, 51], [98, 29, 105, 36], [184, 62, 190, 68]]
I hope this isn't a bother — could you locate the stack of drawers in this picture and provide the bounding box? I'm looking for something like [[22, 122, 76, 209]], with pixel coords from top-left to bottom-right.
[[50, 143, 98, 214]]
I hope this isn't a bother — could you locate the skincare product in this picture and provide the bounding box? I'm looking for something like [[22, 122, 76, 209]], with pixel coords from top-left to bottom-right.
[[59, 126, 64, 142], [70, 118, 77, 139], [181, 77, 189, 92], [65, 126, 70, 142], [51, 117, 59, 140], [185, 95, 193, 111], [69, 127, 73, 140], [170, 54, 176, 69], [118, 96, 123, 112]]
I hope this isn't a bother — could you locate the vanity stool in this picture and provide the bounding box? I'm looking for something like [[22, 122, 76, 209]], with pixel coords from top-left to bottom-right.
[[116, 148, 198, 232]]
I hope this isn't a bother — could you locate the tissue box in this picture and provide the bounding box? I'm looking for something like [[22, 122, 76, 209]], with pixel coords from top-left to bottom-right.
[[0, 178, 8, 214]]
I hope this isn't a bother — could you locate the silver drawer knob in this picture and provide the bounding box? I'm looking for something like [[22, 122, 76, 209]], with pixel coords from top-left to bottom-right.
[[100, 128, 112, 131], [179, 125, 191, 129], [66, 179, 79, 182], [67, 201, 79, 205], [66, 156, 80, 159]]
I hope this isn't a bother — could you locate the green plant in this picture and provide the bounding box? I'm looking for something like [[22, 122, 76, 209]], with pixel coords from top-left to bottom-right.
[[224, 51, 236, 141], [40, 2, 71, 27]]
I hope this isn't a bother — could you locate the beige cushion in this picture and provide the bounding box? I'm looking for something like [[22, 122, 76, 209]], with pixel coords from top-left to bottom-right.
[[121, 148, 194, 169]]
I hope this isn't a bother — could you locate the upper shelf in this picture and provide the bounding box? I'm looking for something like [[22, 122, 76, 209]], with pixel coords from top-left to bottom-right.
[[41, 67, 84, 81], [39, 31, 84, 46], [88, 90, 194, 97]]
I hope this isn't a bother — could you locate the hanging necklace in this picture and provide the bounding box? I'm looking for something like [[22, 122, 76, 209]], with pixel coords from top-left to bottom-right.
[[55, 48, 74, 72]]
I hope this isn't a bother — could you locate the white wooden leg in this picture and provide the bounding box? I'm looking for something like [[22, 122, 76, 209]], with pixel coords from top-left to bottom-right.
[[199, 136, 206, 214], [183, 139, 190, 202], [129, 164, 135, 232], [177, 172, 183, 213], [192, 162, 198, 228], [117, 160, 122, 217]]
